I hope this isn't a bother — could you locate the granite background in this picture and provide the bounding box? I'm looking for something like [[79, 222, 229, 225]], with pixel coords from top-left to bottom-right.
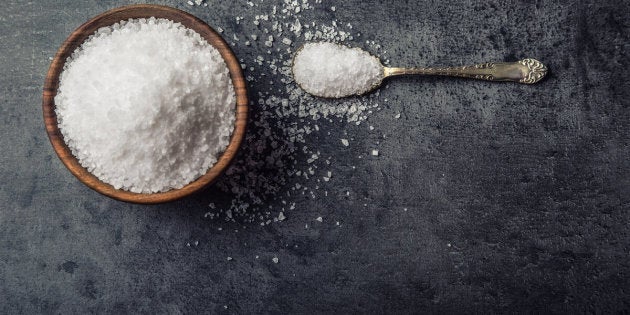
[[1, 0, 629, 313]]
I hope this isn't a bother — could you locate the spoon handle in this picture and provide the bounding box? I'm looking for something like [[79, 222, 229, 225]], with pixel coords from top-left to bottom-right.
[[383, 58, 547, 84]]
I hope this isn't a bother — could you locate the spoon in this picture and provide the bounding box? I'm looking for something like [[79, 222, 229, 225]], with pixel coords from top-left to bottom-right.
[[292, 42, 548, 98]]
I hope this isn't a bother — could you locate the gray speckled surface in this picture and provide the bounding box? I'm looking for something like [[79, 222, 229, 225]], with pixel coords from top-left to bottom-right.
[[1, 0, 630, 313]]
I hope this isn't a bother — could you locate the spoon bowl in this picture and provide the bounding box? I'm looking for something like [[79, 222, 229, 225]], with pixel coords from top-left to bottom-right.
[[42, 4, 248, 204]]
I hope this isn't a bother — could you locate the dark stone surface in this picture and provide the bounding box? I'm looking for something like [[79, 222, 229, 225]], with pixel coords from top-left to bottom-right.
[[1, 0, 629, 313]]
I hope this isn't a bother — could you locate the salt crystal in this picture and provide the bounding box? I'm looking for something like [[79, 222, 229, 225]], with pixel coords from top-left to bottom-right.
[[272, 257, 279, 263], [341, 139, 349, 146], [55, 18, 235, 193], [371, 149, 379, 156], [315, 216, 323, 222], [264, 35, 274, 47], [292, 42, 383, 98]]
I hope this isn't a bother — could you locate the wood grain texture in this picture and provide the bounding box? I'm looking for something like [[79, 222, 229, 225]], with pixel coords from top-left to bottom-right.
[[42, 4, 248, 204]]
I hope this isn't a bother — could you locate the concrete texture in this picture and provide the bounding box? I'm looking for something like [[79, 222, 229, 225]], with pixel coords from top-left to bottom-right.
[[1, 0, 629, 313]]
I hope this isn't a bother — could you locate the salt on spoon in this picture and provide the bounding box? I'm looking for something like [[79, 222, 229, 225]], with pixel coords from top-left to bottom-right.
[[292, 42, 383, 98], [292, 42, 548, 98]]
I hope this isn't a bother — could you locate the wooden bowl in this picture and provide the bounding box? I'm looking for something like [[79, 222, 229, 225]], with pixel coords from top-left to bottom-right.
[[42, 4, 248, 204]]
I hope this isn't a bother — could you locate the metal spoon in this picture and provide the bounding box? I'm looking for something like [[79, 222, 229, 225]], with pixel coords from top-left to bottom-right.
[[292, 43, 548, 98]]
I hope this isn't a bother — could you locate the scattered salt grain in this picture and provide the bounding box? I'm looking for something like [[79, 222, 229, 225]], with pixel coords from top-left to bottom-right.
[[292, 42, 383, 98], [272, 257, 279, 263], [55, 18, 235, 193], [341, 139, 349, 146], [315, 216, 323, 222], [371, 149, 379, 156], [192, 0, 387, 224], [264, 35, 274, 47]]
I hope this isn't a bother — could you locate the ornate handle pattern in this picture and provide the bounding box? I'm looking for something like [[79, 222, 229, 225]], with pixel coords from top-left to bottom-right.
[[383, 58, 547, 84]]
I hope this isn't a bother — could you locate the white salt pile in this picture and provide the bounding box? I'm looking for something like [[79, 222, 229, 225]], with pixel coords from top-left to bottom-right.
[[55, 18, 235, 193], [292, 42, 383, 98]]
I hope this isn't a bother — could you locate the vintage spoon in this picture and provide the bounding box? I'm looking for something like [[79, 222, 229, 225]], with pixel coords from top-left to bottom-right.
[[292, 42, 548, 98]]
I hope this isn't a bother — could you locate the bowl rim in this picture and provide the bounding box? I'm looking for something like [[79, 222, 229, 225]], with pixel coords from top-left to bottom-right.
[[42, 4, 248, 204]]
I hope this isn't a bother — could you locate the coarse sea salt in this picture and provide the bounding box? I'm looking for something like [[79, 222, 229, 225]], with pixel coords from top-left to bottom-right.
[[292, 42, 383, 98], [55, 18, 235, 193], [192, 0, 388, 225]]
